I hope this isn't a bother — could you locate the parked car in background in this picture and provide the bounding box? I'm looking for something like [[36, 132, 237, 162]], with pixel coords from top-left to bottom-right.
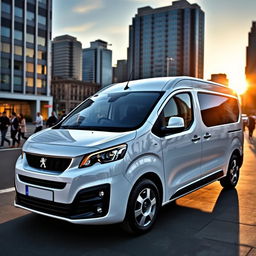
[[15, 77, 244, 234]]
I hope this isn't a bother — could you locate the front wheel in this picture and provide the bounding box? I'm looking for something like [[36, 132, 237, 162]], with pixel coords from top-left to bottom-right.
[[122, 179, 161, 234], [220, 154, 240, 189]]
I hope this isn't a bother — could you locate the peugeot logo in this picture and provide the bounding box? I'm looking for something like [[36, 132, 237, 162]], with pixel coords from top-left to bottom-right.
[[40, 157, 47, 168]]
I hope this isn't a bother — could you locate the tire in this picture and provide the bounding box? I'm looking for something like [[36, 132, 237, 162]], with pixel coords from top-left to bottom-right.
[[220, 154, 240, 189], [122, 179, 161, 234]]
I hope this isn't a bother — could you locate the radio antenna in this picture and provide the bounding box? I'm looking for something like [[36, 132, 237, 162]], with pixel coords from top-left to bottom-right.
[[124, 67, 133, 90]]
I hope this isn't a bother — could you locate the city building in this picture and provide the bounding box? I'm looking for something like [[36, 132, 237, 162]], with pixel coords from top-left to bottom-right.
[[128, 0, 205, 80], [51, 79, 100, 114], [244, 21, 256, 112], [112, 66, 117, 83], [0, 0, 53, 120], [113, 59, 128, 83], [209, 73, 229, 86], [52, 34, 82, 80], [82, 39, 112, 87]]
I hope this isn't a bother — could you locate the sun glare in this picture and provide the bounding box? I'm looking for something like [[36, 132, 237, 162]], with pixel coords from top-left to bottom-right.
[[228, 76, 248, 95]]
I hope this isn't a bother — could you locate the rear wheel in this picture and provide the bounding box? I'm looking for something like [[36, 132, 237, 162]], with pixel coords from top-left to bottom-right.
[[220, 154, 240, 189], [122, 179, 160, 234]]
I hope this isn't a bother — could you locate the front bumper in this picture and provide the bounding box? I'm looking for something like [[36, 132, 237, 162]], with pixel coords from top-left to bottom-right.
[[15, 155, 132, 225]]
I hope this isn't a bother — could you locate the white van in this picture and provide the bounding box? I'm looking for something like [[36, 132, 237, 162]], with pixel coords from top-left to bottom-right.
[[15, 77, 243, 234]]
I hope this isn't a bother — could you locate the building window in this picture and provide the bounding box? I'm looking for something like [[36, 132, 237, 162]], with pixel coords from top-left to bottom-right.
[[26, 48, 34, 58], [38, 0, 47, 4], [27, 11, 35, 22], [14, 30, 23, 41], [1, 74, 10, 84], [37, 64, 47, 75], [1, 58, 11, 69], [1, 43, 11, 53], [38, 50, 42, 59], [26, 33, 34, 44], [1, 2, 11, 14], [15, 7, 23, 18], [14, 45, 23, 56], [14, 76, 22, 85], [1, 27, 11, 38], [38, 15, 46, 25], [37, 78, 42, 88], [14, 60, 23, 71], [26, 77, 34, 87], [38, 36, 46, 47], [26, 63, 34, 73]]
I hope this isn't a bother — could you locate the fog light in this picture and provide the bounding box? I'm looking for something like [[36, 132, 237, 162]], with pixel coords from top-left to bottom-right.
[[97, 207, 103, 214], [99, 190, 104, 197]]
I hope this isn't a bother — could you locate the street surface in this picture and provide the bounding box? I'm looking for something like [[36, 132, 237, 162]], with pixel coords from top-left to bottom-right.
[[0, 132, 256, 256]]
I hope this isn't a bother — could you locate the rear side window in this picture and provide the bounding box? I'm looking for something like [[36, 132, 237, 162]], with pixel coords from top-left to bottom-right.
[[198, 93, 239, 127]]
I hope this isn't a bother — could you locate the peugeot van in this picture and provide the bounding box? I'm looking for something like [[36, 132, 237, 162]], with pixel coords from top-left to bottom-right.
[[15, 77, 243, 234]]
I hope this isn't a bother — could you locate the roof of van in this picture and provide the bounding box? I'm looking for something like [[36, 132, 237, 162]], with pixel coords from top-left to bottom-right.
[[98, 77, 237, 96]]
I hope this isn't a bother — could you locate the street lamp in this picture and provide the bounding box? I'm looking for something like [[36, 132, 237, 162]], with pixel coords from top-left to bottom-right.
[[166, 57, 175, 76]]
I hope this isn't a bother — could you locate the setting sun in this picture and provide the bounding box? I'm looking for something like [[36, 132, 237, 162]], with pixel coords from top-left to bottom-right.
[[228, 75, 248, 95]]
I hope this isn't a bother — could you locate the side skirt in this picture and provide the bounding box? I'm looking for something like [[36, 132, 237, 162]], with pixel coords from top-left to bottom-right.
[[165, 170, 224, 204]]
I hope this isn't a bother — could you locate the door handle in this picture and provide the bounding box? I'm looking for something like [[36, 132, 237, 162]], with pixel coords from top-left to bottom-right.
[[192, 135, 201, 142], [204, 133, 212, 139]]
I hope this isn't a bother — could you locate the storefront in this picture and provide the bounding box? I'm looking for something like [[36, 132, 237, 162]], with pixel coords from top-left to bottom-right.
[[0, 93, 53, 121]]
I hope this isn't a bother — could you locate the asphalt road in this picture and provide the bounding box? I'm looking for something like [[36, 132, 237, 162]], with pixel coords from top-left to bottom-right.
[[0, 148, 21, 190], [0, 134, 256, 256]]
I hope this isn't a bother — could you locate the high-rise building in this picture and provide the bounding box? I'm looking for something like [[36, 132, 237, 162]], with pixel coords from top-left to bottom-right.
[[0, 0, 52, 120], [210, 73, 229, 86], [128, 0, 204, 80], [82, 39, 112, 87], [246, 22, 256, 88], [52, 35, 82, 80], [245, 21, 256, 112], [113, 59, 128, 83]]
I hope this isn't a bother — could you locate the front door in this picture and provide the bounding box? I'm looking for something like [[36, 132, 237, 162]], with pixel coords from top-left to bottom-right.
[[154, 91, 202, 200]]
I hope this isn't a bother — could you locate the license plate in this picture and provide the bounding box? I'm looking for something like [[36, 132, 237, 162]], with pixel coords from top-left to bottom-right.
[[25, 185, 53, 201]]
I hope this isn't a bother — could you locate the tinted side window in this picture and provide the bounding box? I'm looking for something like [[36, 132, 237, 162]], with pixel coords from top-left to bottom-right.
[[152, 92, 193, 136], [198, 93, 239, 127]]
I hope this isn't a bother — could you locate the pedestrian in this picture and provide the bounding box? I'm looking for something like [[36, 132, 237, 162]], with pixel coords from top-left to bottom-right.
[[46, 111, 58, 127], [10, 112, 19, 147], [59, 110, 67, 121], [33, 112, 44, 133], [18, 113, 28, 143], [248, 114, 255, 140], [0, 111, 11, 148]]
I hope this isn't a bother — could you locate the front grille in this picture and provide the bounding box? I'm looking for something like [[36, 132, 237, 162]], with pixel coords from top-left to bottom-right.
[[19, 175, 66, 189], [16, 184, 110, 219], [26, 153, 72, 173]]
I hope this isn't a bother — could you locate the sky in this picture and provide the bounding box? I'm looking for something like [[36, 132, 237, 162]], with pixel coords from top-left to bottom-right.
[[53, 0, 256, 94]]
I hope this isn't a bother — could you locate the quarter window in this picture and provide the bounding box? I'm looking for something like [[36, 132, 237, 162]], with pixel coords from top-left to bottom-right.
[[198, 93, 239, 127]]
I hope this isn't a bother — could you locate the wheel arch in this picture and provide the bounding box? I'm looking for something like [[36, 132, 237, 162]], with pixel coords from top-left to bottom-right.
[[131, 172, 164, 205]]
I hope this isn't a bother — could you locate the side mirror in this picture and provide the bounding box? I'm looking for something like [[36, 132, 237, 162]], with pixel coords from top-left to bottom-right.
[[167, 117, 185, 129]]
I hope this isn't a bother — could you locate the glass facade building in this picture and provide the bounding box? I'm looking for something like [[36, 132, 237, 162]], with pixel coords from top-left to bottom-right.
[[82, 40, 112, 88], [0, 0, 52, 119], [128, 0, 205, 80], [52, 35, 82, 80]]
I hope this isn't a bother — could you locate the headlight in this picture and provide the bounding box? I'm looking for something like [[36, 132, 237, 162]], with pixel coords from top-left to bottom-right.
[[79, 144, 127, 168]]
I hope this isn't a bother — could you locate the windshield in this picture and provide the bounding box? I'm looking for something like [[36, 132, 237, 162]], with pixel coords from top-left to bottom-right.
[[59, 92, 163, 132]]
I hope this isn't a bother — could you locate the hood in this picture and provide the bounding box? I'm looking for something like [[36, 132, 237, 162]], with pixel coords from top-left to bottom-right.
[[23, 129, 136, 157]]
